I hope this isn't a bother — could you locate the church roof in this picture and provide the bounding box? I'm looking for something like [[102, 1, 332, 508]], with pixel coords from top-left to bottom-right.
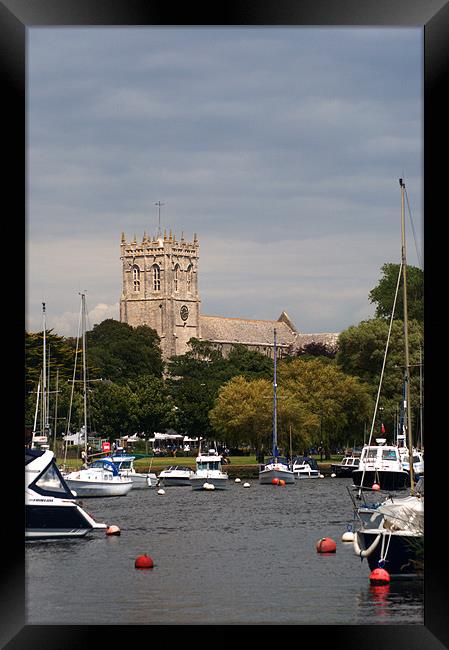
[[199, 314, 297, 348], [199, 314, 339, 352]]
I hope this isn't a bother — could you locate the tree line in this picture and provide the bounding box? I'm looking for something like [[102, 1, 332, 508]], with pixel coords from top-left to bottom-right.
[[25, 263, 423, 457]]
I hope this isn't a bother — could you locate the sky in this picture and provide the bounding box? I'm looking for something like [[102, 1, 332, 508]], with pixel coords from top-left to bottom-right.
[[26, 27, 423, 337]]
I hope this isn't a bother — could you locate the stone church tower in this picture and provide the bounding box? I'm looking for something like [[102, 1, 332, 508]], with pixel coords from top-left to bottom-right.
[[120, 230, 201, 359]]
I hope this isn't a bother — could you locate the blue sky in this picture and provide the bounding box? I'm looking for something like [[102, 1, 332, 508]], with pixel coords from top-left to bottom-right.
[[26, 27, 423, 337]]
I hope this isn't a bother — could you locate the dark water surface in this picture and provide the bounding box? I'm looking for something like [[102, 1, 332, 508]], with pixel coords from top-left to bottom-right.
[[26, 478, 423, 625]]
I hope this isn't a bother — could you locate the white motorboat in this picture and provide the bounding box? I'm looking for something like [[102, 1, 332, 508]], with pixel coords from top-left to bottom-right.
[[259, 328, 295, 485], [158, 465, 194, 486], [190, 449, 229, 490], [330, 454, 360, 478], [351, 438, 410, 491], [26, 448, 107, 539], [64, 458, 133, 497], [109, 453, 157, 488], [292, 456, 320, 479]]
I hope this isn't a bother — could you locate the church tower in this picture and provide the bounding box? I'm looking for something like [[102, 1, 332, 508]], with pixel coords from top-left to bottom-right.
[[120, 230, 201, 360]]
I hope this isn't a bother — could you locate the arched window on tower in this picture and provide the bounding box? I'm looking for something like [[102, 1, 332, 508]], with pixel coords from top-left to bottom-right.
[[186, 264, 192, 293], [174, 264, 180, 292], [152, 264, 161, 291], [132, 265, 140, 292]]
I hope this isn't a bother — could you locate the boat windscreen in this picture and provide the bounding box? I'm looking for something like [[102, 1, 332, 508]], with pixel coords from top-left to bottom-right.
[[29, 460, 75, 499]]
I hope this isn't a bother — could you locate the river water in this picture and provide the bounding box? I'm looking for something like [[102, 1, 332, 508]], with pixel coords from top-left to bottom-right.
[[25, 477, 423, 625]]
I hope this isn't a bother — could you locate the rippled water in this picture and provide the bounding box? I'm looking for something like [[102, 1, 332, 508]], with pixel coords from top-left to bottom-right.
[[25, 478, 423, 625]]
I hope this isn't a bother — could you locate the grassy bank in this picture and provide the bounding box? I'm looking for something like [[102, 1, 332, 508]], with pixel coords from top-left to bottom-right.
[[57, 454, 340, 478]]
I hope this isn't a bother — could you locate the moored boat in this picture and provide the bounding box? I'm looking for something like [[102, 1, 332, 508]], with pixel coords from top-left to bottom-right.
[[26, 448, 107, 539], [330, 454, 360, 478], [292, 456, 320, 479], [158, 465, 194, 486], [259, 328, 295, 485], [190, 449, 229, 490], [64, 458, 133, 497], [109, 453, 157, 488]]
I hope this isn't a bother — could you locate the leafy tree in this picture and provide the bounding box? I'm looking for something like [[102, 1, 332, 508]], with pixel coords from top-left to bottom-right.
[[369, 263, 423, 323], [209, 376, 273, 453], [127, 375, 177, 437], [337, 318, 423, 440], [25, 330, 76, 396], [88, 380, 136, 439], [278, 358, 373, 457], [86, 319, 163, 383]]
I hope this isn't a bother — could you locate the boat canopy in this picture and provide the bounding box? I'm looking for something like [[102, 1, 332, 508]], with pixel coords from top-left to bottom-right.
[[26, 450, 75, 499], [89, 459, 120, 476], [293, 456, 319, 470]]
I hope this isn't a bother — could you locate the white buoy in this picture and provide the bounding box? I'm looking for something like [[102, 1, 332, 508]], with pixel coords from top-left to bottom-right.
[[342, 531, 354, 542], [319, 474, 325, 478], [203, 482, 215, 490], [235, 478, 241, 483], [331, 473, 336, 478], [157, 488, 165, 495], [243, 482, 251, 488]]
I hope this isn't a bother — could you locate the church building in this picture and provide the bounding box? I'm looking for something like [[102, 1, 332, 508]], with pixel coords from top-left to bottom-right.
[[119, 230, 339, 360]]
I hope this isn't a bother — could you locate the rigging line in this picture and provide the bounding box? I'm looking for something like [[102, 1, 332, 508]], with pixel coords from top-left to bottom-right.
[[357, 262, 403, 498], [404, 187, 423, 269]]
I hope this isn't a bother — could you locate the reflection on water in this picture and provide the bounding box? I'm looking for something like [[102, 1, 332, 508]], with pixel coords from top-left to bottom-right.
[[26, 478, 423, 625]]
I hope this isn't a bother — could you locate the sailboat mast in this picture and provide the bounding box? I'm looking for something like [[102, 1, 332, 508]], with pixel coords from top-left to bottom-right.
[[400, 178, 415, 493], [81, 293, 88, 458], [273, 328, 277, 457], [42, 302, 47, 440]]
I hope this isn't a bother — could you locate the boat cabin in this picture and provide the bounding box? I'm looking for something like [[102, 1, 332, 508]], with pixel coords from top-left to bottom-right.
[[196, 456, 223, 471]]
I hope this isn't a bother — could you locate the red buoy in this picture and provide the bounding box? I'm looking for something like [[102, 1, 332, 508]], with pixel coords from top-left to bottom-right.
[[279, 479, 286, 487], [316, 537, 337, 553], [272, 478, 280, 485], [135, 554, 154, 569], [372, 483, 380, 491], [369, 567, 390, 585]]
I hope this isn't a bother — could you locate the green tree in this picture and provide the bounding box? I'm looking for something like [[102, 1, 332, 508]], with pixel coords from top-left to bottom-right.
[[88, 381, 136, 439], [337, 318, 423, 439], [127, 375, 176, 437], [86, 319, 163, 382], [278, 358, 373, 457], [209, 376, 273, 453], [369, 263, 423, 323]]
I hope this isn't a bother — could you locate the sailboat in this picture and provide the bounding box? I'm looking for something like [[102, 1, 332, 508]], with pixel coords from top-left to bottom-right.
[[353, 178, 424, 577], [63, 293, 133, 497], [30, 303, 51, 452], [259, 328, 295, 484]]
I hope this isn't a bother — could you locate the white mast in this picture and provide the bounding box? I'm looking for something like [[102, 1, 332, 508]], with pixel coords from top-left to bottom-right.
[[400, 178, 415, 494], [81, 292, 88, 459]]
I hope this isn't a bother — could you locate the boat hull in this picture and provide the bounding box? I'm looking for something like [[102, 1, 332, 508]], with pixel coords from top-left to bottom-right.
[[159, 475, 193, 487], [190, 475, 229, 490], [259, 468, 295, 484], [355, 528, 423, 577], [352, 469, 410, 491], [330, 464, 358, 478], [25, 501, 106, 539], [64, 477, 133, 497], [294, 470, 320, 479]]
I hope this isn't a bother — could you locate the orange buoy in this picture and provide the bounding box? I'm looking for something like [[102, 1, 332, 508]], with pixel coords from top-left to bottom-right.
[[316, 537, 337, 553], [106, 525, 121, 536], [372, 483, 380, 491], [135, 554, 154, 569], [272, 478, 280, 485], [369, 567, 390, 585], [279, 479, 286, 487]]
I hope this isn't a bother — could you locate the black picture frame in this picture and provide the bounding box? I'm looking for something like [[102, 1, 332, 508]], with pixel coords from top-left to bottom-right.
[[4, 0, 448, 647]]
